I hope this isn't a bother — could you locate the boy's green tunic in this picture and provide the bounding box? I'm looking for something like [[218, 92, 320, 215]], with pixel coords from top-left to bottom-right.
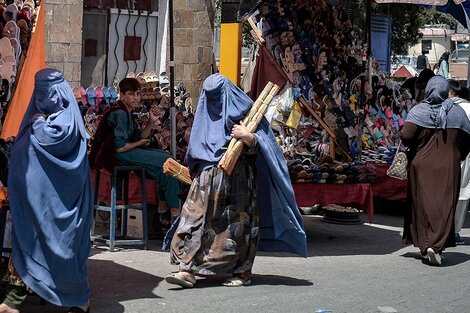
[[107, 109, 180, 207]]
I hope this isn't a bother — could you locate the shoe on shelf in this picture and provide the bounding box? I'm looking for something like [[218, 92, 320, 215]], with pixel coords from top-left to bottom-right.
[[426, 247, 441, 266], [455, 233, 465, 245]]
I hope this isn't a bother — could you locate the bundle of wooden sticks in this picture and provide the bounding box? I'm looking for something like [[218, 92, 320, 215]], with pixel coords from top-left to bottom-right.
[[163, 81, 279, 182], [162, 158, 192, 185], [218, 82, 279, 175]]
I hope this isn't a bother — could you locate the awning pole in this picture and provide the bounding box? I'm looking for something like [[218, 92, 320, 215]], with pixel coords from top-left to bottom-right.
[[169, 0, 176, 158]]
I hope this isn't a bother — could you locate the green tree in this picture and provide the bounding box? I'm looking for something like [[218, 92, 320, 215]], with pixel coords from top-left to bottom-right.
[[372, 4, 458, 56], [216, 0, 459, 56]]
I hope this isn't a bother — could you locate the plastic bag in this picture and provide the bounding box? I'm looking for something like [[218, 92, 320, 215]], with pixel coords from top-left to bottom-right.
[[286, 100, 302, 129], [272, 83, 294, 125]]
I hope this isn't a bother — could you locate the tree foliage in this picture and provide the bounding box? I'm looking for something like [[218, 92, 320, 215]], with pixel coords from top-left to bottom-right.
[[215, 0, 459, 55], [372, 3, 458, 56]]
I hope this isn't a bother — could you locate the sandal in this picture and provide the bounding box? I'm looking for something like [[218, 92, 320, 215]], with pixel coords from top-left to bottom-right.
[[165, 272, 195, 288], [222, 276, 251, 287]]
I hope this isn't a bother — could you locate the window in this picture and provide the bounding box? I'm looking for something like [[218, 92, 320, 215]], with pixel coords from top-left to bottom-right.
[[422, 40, 432, 52], [124, 36, 141, 61]]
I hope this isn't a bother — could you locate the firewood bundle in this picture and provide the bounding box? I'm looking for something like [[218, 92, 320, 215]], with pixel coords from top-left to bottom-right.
[[163, 158, 192, 185], [218, 82, 280, 175]]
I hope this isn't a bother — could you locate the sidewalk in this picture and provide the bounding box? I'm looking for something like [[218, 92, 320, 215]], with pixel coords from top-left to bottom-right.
[[18, 212, 470, 313]]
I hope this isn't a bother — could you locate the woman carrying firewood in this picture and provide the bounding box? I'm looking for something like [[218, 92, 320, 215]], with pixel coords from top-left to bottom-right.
[[165, 74, 307, 288]]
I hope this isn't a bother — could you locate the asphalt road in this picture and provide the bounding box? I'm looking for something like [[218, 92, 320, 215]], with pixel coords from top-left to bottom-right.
[[18, 210, 470, 313]]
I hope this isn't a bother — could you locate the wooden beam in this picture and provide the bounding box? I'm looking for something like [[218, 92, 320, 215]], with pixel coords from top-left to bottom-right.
[[247, 17, 265, 44], [298, 97, 336, 139]]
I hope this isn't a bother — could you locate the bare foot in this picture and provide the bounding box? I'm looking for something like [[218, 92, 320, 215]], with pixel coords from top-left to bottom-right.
[[0, 303, 20, 313]]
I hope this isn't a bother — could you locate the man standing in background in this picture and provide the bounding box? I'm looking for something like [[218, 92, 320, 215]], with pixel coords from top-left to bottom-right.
[[416, 50, 430, 74]]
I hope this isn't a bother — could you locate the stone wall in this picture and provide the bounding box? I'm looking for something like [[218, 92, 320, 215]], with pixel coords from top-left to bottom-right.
[[44, 0, 83, 87], [173, 0, 215, 104], [42, 0, 214, 95]]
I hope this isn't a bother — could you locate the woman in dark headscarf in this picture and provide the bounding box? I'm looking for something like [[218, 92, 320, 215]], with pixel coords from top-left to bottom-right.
[[1, 69, 92, 313], [165, 74, 306, 288], [401, 75, 470, 266]]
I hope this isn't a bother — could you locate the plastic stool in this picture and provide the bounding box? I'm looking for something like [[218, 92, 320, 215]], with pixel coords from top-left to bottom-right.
[[91, 165, 148, 252]]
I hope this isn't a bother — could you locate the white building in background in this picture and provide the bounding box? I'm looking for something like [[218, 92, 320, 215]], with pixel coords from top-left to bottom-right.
[[408, 24, 453, 65]]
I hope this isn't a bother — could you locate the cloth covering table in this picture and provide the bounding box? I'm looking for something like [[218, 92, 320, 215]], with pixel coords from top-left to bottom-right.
[[370, 164, 408, 201], [91, 165, 405, 220], [293, 183, 374, 222], [90, 169, 158, 205]]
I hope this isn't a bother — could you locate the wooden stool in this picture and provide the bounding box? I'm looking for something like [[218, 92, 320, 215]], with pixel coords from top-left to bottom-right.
[[91, 166, 148, 252]]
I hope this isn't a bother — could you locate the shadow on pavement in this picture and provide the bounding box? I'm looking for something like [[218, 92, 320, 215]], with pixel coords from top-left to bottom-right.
[[88, 258, 162, 312], [250, 274, 313, 286], [269, 214, 405, 258], [19, 258, 162, 313], [166, 273, 312, 290], [402, 251, 470, 267]]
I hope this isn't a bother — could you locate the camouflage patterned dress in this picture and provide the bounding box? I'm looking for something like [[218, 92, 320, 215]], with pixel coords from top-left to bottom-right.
[[170, 152, 259, 276]]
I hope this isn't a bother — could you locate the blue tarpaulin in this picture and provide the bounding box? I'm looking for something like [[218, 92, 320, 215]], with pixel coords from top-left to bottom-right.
[[435, 1, 470, 29], [375, 0, 470, 29]]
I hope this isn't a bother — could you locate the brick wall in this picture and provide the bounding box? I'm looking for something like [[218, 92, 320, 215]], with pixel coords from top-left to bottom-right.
[[42, 0, 214, 95], [44, 0, 83, 87], [173, 0, 215, 104]]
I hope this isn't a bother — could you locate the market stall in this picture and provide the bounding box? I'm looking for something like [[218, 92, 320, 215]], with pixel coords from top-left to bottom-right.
[[0, 0, 43, 255], [86, 0, 411, 222], [240, 0, 414, 220], [0, 1, 43, 139]]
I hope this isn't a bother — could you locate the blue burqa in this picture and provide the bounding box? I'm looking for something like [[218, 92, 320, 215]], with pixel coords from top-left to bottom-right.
[[8, 68, 92, 306], [186, 74, 307, 257]]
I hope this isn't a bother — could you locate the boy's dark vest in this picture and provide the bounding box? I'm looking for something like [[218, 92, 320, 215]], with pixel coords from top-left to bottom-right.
[[88, 101, 127, 172]]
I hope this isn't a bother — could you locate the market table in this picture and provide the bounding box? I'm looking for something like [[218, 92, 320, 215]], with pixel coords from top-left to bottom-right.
[[91, 169, 379, 223], [293, 183, 374, 222], [370, 164, 408, 201]]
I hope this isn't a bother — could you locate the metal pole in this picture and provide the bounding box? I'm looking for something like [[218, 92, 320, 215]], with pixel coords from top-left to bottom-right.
[[366, 0, 372, 87], [467, 43, 470, 88], [220, 0, 242, 85], [467, 33, 470, 88], [169, 0, 176, 158], [464, 8, 470, 88]]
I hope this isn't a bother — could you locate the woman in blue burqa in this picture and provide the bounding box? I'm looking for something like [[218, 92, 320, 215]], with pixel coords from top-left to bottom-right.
[[165, 74, 307, 288], [0, 69, 92, 313], [401, 75, 470, 266]]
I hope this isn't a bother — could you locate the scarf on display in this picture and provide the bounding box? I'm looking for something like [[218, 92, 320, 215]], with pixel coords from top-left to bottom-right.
[[8, 68, 92, 307], [184, 74, 307, 257], [406, 75, 470, 134]]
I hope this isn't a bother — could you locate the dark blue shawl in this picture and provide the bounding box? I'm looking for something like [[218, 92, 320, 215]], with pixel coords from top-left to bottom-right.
[[185, 74, 307, 257], [8, 68, 92, 306]]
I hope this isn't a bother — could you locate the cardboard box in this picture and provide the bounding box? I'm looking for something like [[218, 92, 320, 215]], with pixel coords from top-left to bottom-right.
[[126, 209, 143, 238]]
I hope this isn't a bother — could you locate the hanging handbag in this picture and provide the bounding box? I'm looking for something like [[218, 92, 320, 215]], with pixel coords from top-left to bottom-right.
[[386, 141, 408, 180]]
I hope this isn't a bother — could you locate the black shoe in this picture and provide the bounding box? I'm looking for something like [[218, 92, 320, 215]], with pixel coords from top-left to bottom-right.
[[455, 233, 465, 245], [159, 214, 171, 230]]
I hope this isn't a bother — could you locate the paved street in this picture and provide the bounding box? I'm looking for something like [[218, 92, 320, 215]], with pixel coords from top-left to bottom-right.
[[19, 210, 470, 313]]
